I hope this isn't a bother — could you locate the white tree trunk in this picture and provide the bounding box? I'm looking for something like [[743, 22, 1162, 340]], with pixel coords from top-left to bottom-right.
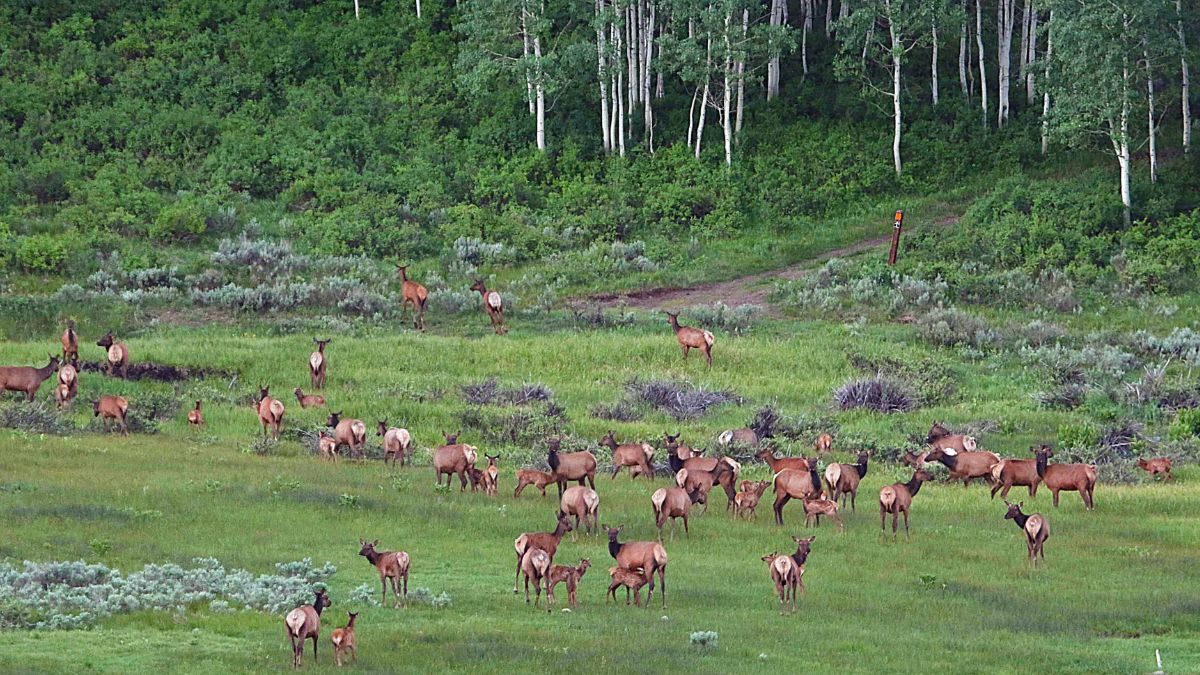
[[1025, 7, 1037, 104], [522, 8, 535, 114], [1179, 0, 1192, 152], [415, 0, 421, 18], [1041, 11, 1053, 155], [533, 30, 546, 152], [597, 0, 611, 154], [354, 0, 360, 20], [721, 10, 733, 166], [1146, 47, 1157, 183], [614, 20, 626, 156], [656, 7, 666, 98], [1111, 62, 1132, 226], [931, 21, 940, 105], [997, 0, 1014, 126], [802, 0, 810, 77], [1018, 0, 1031, 87], [687, 86, 699, 148], [768, 0, 784, 99], [839, 0, 849, 23], [735, 9, 747, 138], [825, 0, 833, 36], [959, 17, 969, 97], [644, 1, 655, 152], [976, 0, 988, 125], [885, 0, 903, 177], [696, 33, 711, 159]]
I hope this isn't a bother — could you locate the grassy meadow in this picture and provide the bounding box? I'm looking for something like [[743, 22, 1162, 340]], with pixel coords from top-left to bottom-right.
[[0, 319, 1198, 673]]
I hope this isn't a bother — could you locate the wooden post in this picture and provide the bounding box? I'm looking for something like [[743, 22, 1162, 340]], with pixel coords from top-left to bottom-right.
[[887, 210, 904, 265]]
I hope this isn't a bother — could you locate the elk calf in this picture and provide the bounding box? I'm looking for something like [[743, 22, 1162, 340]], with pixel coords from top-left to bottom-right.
[[294, 388, 326, 409], [483, 454, 500, 496], [802, 496, 845, 532], [358, 539, 410, 607], [1004, 501, 1049, 566], [546, 558, 590, 608], [603, 524, 668, 609], [397, 264, 429, 330], [61, 319, 79, 361], [514, 469, 554, 498], [607, 566, 650, 607], [285, 588, 331, 668], [317, 431, 339, 461], [520, 547, 552, 610], [330, 611, 358, 666], [469, 279, 507, 335], [600, 430, 655, 480], [814, 433, 833, 454], [1137, 457, 1173, 481], [309, 338, 330, 389], [733, 480, 770, 520], [187, 400, 203, 427], [93, 395, 129, 436]]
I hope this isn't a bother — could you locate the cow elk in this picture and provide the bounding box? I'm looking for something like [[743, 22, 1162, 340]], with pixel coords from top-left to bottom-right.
[[294, 388, 326, 409], [600, 430, 655, 480], [433, 431, 477, 490], [187, 400, 203, 427], [651, 485, 702, 539], [469, 279, 507, 335], [546, 437, 597, 496], [879, 469, 934, 538], [1004, 501, 1049, 566], [95, 332, 129, 379], [396, 264, 429, 330], [823, 450, 870, 511], [733, 480, 770, 520], [546, 558, 590, 609], [358, 539, 410, 607], [309, 339, 330, 389], [378, 420, 412, 467], [718, 427, 765, 448], [1033, 445, 1097, 510], [61, 319, 79, 361], [93, 395, 129, 436], [561, 486, 600, 537], [512, 512, 573, 594], [54, 382, 71, 408], [57, 357, 78, 398], [674, 459, 738, 514], [990, 455, 1042, 499], [519, 547, 552, 610], [1137, 457, 1173, 481], [0, 355, 60, 402], [761, 552, 800, 614], [802, 496, 845, 532], [926, 421, 978, 453], [330, 611, 358, 667], [771, 457, 823, 526], [924, 447, 1000, 488], [255, 386, 285, 440], [664, 311, 714, 367], [603, 524, 668, 608], [284, 588, 331, 668], [514, 469, 555, 498]]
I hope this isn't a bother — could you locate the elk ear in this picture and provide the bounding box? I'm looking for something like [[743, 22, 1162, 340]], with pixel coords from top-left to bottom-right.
[[372, 539, 379, 546]]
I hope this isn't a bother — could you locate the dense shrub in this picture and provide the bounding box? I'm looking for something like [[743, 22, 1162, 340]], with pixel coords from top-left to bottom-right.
[[15, 235, 70, 273], [625, 378, 742, 420], [916, 308, 1002, 350], [832, 376, 916, 413]]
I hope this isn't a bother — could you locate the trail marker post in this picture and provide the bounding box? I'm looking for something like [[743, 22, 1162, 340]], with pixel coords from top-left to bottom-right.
[[887, 210, 904, 265]]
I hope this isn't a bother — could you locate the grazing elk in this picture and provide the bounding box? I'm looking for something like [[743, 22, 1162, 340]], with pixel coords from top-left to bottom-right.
[[358, 539, 410, 607], [761, 552, 800, 614], [469, 279, 507, 335], [0, 355, 60, 402], [546, 437, 597, 497], [651, 485, 702, 539], [814, 433, 833, 454], [317, 431, 339, 461], [771, 457, 823, 526], [561, 485, 600, 537], [546, 558, 590, 609], [293, 388, 326, 409], [733, 480, 770, 520], [433, 431, 477, 490], [93, 395, 129, 436], [512, 512, 573, 594], [1004, 501, 1049, 566], [607, 566, 651, 607], [664, 311, 714, 367], [377, 420, 412, 467], [513, 469, 555, 498], [879, 469, 934, 538], [600, 430, 655, 480], [1033, 445, 1097, 510], [187, 400, 203, 427], [61, 319, 79, 361], [1137, 457, 1173, 481], [802, 496, 845, 532], [666, 444, 741, 510], [823, 450, 870, 511], [255, 386, 285, 440], [924, 447, 1000, 488], [95, 332, 129, 379], [309, 339, 330, 389], [519, 547, 552, 610], [926, 421, 978, 453], [482, 454, 500, 496], [330, 611, 358, 667], [674, 459, 737, 514], [284, 588, 331, 668], [990, 455, 1042, 499], [396, 264, 429, 330], [603, 524, 669, 609]]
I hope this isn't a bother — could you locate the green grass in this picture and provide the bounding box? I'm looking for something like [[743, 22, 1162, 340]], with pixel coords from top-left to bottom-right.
[[0, 319, 1197, 673]]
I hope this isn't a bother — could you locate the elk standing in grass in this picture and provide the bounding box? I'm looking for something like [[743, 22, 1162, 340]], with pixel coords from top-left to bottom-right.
[[789, 535, 815, 595], [734, 480, 770, 520], [482, 454, 500, 496], [309, 339, 330, 389], [926, 421, 978, 453], [667, 443, 741, 510], [294, 388, 325, 409], [546, 558, 590, 608], [317, 431, 339, 461], [469, 279, 507, 335], [93, 395, 129, 436], [54, 382, 71, 408], [285, 588, 331, 668], [675, 459, 738, 514], [761, 552, 800, 614], [601, 430, 655, 480], [433, 431, 477, 490], [651, 485, 702, 539], [1033, 445, 1097, 509], [519, 547, 552, 609], [396, 264, 429, 330], [61, 319, 78, 362], [512, 512, 573, 594], [802, 496, 845, 532], [187, 400, 203, 427], [824, 450, 870, 511], [560, 485, 600, 537], [546, 437, 597, 497], [358, 539, 409, 607], [879, 469, 934, 538], [607, 566, 651, 606], [0, 355, 60, 402], [603, 524, 669, 609], [95, 332, 128, 379], [1004, 501, 1049, 566], [990, 454, 1042, 499], [378, 420, 412, 467], [1137, 457, 1173, 481], [514, 469, 555, 498], [771, 457, 823, 526], [924, 448, 1000, 488], [57, 357, 78, 398], [255, 386, 285, 440], [330, 612, 357, 666], [664, 311, 714, 367], [814, 433, 833, 454]]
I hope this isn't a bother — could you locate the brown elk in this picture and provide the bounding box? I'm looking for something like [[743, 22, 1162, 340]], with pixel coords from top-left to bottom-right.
[[309, 338, 330, 389], [789, 535, 815, 596], [1004, 501, 1049, 566], [255, 386, 285, 440], [990, 456, 1042, 499], [93, 395, 129, 436], [482, 454, 500, 496], [317, 431, 339, 461], [57, 357, 79, 399], [823, 450, 870, 511], [546, 558, 590, 609], [293, 387, 326, 409], [674, 459, 738, 514], [561, 485, 600, 537], [433, 431, 476, 490], [718, 427, 764, 448], [187, 400, 203, 427], [396, 264, 429, 330], [61, 319, 79, 361], [814, 433, 833, 454], [330, 611, 358, 667], [95, 332, 129, 379], [512, 512, 573, 594], [514, 469, 555, 498], [284, 588, 331, 668], [0, 355, 60, 402], [600, 430, 655, 480], [733, 480, 770, 520], [1033, 445, 1097, 509], [761, 552, 800, 614], [879, 469, 934, 538], [664, 311, 714, 367], [651, 485, 702, 539], [546, 437, 597, 497], [607, 565, 651, 607], [771, 457, 823, 526], [54, 382, 71, 409], [469, 279, 507, 335], [358, 539, 410, 607], [802, 496, 845, 532], [377, 420, 412, 467], [757, 448, 813, 474], [926, 421, 978, 453], [666, 443, 741, 510], [519, 547, 552, 609], [603, 524, 669, 608], [924, 448, 1000, 488], [1137, 457, 1173, 481]]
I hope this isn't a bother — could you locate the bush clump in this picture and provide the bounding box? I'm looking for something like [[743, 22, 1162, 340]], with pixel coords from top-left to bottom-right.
[[832, 376, 917, 414], [625, 378, 742, 420]]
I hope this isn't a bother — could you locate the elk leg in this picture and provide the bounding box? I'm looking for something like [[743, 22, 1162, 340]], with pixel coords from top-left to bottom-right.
[[682, 514, 689, 537], [902, 509, 910, 538], [851, 490, 857, 512], [680, 345, 689, 359], [610, 464, 622, 479], [892, 510, 899, 536], [703, 346, 712, 368], [1052, 490, 1060, 507], [311, 634, 318, 662]]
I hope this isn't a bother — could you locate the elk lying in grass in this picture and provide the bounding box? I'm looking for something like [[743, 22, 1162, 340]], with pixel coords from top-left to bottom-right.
[[433, 431, 477, 490], [396, 264, 429, 330], [187, 400, 203, 427], [600, 430, 655, 480], [802, 496, 845, 532], [664, 311, 714, 367], [879, 469, 934, 538], [607, 565, 650, 607], [814, 433, 833, 454], [824, 451, 870, 511], [377, 420, 412, 467], [326, 412, 367, 459], [1004, 501, 1049, 566], [1033, 445, 1097, 509], [514, 469, 555, 498], [990, 455, 1041, 499], [317, 431, 339, 461], [255, 386, 285, 440], [733, 480, 770, 520], [0, 355, 60, 402], [294, 388, 326, 409], [483, 454, 500, 496], [93, 395, 129, 436], [771, 457, 823, 526], [285, 588, 331, 668], [604, 524, 669, 608], [95, 332, 129, 379], [546, 558, 590, 608], [358, 539, 410, 607], [926, 421, 978, 453], [561, 486, 600, 537], [1137, 457, 1173, 481], [330, 612, 358, 667], [513, 512, 573, 594], [61, 319, 78, 361], [761, 552, 800, 614], [924, 448, 1000, 488], [309, 338, 330, 389], [718, 427, 766, 448], [469, 279, 507, 335], [519, 547, 552, 610], [651, 485, 702, 539], [546, 437, 597, 496]]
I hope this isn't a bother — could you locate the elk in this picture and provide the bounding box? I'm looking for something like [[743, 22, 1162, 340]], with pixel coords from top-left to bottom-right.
[[1004, 501, 1049, 566], [255, 386, 285, 440], [330, 611, 358, 667], [674, 459, 737, 514], [607, 565, 651, 607], [377, 420, 412, 467], [58, 357, 78, 399], [823, 450, 870, 511], [666, 444, 741, 510], [664, 311, 714, 367], [61, 319, 79, 361], [396, 264, 429, 330], [603, 524, 668, 609], [187, 400, 203, 427], [879, 469, 934, 538], [54, 382, 71, 408], [317, 431, 339, 461], [924, 448, 1000, 488], [771, 457, 823, 526], [433, 431, 476, 490], [718, 427, 765, 448], [814, 433, 833, 454], [733, 480, 770, 520], [513, 469, 555, 498], [512, 512, 573, 594], [1137, 457, 1173, 481], [309, 338, 330, 389], [358, 539, 410, 607], [561, 485, 600, 537], [1033, 445, 1097, 509], [789, 535, 815, 595], [761, 552, 800, 614], [546, 437, 597, 497], [482, 454, 500, 496], [519, 547, 552, 609], [662, 432, 699, 460], [757, 448, 814, 474], [546, 558, 590, 609], [469, 279, 507, 335], [600, 430, 655, 480], [650, 485, 702, 539], [926, 421, 978, 453], [802, 495, 845, 532], [990, 455, 1042, 499], [95, 332, 129, 379], [293, 388, 326, 409], [93, 395, 129, 436], [0, 355, 60, 402], [284, 588, 331, 668]]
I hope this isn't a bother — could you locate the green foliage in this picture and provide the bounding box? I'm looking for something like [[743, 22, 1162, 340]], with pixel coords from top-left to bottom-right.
[[1169, 409, 1200, 441], [15, 235, 70, 273]]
